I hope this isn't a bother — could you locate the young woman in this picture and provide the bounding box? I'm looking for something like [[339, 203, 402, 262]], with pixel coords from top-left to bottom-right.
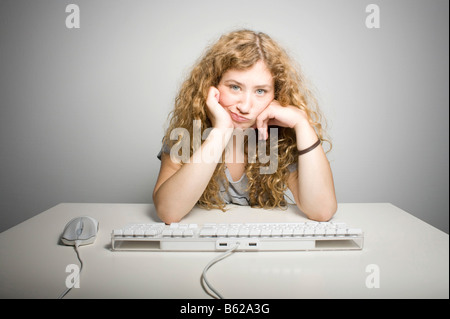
[[153, 29, 337, 223]]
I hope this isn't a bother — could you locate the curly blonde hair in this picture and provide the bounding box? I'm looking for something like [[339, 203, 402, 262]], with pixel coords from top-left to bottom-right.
[[163, 29, 329, 210]]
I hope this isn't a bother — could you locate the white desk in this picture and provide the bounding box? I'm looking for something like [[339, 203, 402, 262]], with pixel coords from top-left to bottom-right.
[[0, 203, 448, 299]]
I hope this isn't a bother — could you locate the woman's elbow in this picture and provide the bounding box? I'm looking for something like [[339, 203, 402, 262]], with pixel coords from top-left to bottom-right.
[[153, 195, 188, 224], [304, 201, 338, 222], [159, 214, 182, 225], [154, 201, 181, 224]]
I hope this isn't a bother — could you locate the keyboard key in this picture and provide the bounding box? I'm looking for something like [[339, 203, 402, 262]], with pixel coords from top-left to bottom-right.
[[238, 229, 250, 237], [227, 229, 239, 237], [162, 229, 172, 237], [347, 228, 363, 236], [282, 228, 294, 237], [145, 229, 158, 236], [183, 230, 194, 237], [172, 229, 184, 237], [134, 230, 145, 237], [249, 229, 261, 237], [199, 227, 216, 237], [271, 228, 282, 237], [123, 229, 134, 237], [260, 229, 271, 237], [314, 228, 326, 236], [216, 228, 228, 237]]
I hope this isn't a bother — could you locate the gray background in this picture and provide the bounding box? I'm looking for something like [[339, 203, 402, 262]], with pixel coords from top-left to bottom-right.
[[1, 0, 448, 233]]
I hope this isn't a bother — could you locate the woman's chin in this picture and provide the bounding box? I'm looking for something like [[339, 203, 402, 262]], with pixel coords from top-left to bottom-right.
[[232, 121, 255, 130]]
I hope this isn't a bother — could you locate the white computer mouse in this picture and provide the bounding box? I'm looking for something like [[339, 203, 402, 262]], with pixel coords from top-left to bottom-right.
[[61, 216, 99, 246]]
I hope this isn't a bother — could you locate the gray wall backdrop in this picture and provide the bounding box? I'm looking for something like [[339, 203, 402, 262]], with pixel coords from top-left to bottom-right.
[[1, 0, 448, 233]]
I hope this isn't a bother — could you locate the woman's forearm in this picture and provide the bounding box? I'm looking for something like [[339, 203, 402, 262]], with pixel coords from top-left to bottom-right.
[[294, 118, 337, 221], [153, 128, 233, 223]]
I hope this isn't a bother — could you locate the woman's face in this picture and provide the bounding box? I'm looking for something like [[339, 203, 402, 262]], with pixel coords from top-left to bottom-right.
[[217, 60, 275, 129]]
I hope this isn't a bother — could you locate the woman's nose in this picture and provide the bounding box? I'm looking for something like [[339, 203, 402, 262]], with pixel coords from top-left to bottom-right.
[[236, 94, 251, 114]]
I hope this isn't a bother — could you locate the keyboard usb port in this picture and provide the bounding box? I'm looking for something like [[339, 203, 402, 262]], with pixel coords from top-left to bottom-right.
[[216, 239, 259, 250]]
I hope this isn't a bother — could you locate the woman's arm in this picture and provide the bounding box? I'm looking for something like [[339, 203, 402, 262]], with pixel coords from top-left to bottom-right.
[[153, 87, 234, 223], [256, 102, 337, 221], [287, 115, 337, 221], [153, 127, 233, 223]]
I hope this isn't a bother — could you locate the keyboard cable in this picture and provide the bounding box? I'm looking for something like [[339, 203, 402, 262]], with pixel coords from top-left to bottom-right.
[[201, 242, 240, 299]]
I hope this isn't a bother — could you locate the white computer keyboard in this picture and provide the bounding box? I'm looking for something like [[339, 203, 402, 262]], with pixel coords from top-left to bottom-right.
[[111, 221, 364, 251]]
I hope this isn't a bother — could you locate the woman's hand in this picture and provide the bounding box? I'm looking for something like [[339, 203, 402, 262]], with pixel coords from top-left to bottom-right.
[[206, 86, 234, 129], [255, 100, 309, 140]]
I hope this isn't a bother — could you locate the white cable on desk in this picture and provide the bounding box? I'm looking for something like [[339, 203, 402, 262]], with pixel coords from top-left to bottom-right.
[[58, 242, 83, 299], [201, 242, 240, 299]]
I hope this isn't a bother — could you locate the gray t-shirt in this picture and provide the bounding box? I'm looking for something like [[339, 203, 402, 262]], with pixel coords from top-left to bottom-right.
[[157, 145, 296, 206]]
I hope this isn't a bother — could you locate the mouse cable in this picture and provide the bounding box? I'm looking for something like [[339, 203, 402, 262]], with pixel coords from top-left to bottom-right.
[[57, 242, 84, 299], [201, 242, 240, 299]]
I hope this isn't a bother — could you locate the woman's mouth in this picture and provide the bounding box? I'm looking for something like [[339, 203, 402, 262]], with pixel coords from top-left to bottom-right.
[[230, 112, 249, 123]]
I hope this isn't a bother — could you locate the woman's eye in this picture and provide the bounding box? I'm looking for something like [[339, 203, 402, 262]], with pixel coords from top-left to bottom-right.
[[256, 89, 266, 95], [230, 85, 240, 91]]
